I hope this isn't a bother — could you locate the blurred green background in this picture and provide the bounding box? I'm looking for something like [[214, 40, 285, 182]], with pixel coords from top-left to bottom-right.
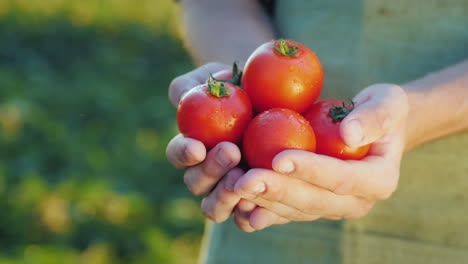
[[0, 0, 204, 263]]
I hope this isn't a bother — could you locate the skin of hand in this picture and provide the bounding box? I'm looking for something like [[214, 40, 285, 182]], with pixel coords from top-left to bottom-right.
[[172, 0, 277, 225], [173, 0, 468, 233], [198, 59, 468, 232], [202, 83, 409, 232], [175, 0, 468, 235], [166, 62, 248, 223]]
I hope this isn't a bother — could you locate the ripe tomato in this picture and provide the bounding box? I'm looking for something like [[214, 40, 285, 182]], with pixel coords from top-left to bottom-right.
[[243, 108, 316, 169], [177, 79, 252, 150], [242, 39, 324, 114], [303, 99, 370, 160]]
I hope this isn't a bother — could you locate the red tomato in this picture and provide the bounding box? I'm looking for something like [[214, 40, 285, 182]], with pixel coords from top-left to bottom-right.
[[243, 108, 316, 169], [242, 39, 324, 114], [177, 79, 252, 150], [303, 99, 370, 160]]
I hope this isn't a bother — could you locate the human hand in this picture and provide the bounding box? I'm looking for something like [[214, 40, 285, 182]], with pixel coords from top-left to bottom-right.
[[166, 62, 246, 222], [202, 83, 409, 232]]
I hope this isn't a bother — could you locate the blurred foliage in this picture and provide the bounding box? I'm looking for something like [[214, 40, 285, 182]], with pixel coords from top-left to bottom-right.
[[0, 0, 204, 263]]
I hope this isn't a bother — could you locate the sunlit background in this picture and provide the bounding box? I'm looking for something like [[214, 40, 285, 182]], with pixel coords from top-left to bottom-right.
[[0, 0, 203, 263]]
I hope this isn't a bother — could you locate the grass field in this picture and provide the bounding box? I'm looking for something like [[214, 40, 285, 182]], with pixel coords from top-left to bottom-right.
[[0, 0, 202, 263]]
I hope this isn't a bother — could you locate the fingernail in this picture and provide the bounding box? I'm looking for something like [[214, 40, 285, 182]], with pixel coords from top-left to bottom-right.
[[216, 149, 232, 167], [277, 159, 295, 174], [251, 182, 266, 195], [346, 119, 363, 147]]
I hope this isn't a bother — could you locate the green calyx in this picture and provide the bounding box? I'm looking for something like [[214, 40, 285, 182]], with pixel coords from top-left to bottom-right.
[[213, 62, 243, 87], [329, 100, 355, 122], [207, 78, 230, 98], [206, 62, 243, 97], [274, 39, 299, 57], [230, 62, 243, 87]]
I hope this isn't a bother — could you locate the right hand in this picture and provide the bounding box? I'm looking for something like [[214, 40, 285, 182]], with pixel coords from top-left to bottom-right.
[[166, 62, 246, 223]]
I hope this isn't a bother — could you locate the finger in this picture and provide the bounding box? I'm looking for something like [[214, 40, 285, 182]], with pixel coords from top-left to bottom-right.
[[235, 199, 297, 230], [273, 149, 398, 200], [340, 84, 408, 147], [249, 207, 290, 231], [237, 193, 320, 224], [234, 169, 366, 219], [184, 142, 241, 196], [234, 199, 257, 233], [237, 199, 257, 213], [169, 62, 230, 106], [211, 69, 233, 81], [201, 169, 243, 223], [166, 134, 206, 169]]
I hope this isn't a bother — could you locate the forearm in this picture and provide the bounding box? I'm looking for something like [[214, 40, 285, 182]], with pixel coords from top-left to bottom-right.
[[403, 59, 468, 152], [179, 0, 275, 66]]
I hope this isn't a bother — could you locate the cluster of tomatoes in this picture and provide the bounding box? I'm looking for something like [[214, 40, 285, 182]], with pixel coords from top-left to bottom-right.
[[177, 39, 369, 169]]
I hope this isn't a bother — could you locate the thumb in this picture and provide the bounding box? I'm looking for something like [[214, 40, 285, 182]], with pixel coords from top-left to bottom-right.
[[340, 84, 408, 147], [168, 62, 229, 106]]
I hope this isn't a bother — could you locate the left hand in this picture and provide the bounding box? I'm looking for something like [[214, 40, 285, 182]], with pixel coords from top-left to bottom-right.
[[201, 83, 409, 232]]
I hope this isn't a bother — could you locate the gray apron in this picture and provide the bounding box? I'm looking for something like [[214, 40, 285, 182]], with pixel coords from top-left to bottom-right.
[[200, 1, 468, 263]]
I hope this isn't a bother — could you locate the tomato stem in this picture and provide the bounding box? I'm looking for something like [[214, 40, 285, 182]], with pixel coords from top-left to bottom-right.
[[210, 62, 243, 87], [274, 39, 299, 57], [329, 99, 355, 122], [207, 78, 230, 98]]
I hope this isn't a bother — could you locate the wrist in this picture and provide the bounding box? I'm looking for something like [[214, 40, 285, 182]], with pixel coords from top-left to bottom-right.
[[401, 60, 468, 152]]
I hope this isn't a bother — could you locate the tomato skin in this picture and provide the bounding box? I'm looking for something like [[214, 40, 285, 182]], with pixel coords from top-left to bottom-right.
[[243, 108, 316, 169], [303, 100, 370, 160], [177, 82, 253, 150], [242, 39, 324, 114]]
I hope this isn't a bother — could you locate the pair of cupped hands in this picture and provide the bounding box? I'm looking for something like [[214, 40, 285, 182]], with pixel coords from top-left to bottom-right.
[[166, 63, 409, 232]]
